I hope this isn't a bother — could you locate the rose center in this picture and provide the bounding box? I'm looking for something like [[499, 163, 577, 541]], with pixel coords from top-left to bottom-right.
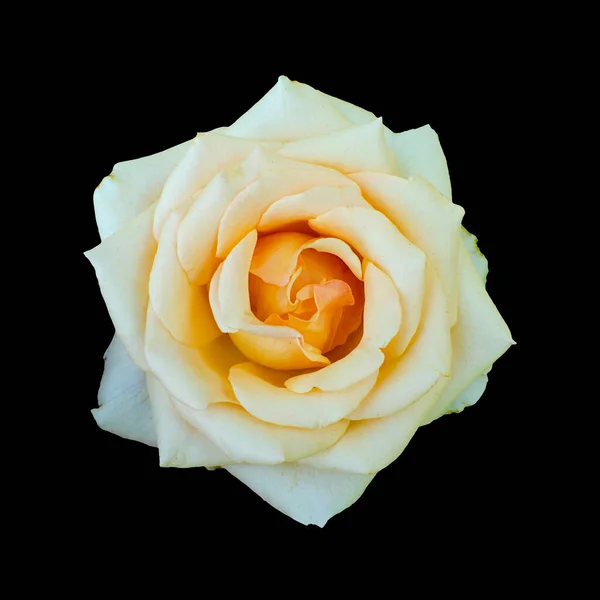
[[248, 232, 364, 355]]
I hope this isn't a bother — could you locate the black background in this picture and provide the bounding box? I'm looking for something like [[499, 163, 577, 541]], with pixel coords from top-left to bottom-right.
[[64, 58, 536, 555]]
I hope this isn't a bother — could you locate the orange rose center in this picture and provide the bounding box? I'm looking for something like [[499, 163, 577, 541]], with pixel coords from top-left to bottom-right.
[[248, 232, 364, 356]]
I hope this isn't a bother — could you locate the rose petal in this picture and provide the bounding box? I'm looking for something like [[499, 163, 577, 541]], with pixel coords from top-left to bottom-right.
[[144, 306, 240, 410], [226, 463, 375, 527], [384, 125, 452, 200], [461, 226, 489, 282], [92, 335, 156, 446], [285, 261, 401, 393], [308, 87, 451, 198], [279, 118, 396, 174], [230, 330, 330, 370], [149, 212, 221, 347], [230, 362, 377, 429], [418, 229, 490, 423], [348, 263, 451, 420], [432, 372, 489, 421], [215, 230, 299, 339], [316, 89, 377, 125], [177, 169, 247, 287], [350, 172, 464, 326], [144, 374, 233, 467], [85, 203, 157, 370], [177, 146, 312, 285], [258, 185, 369, 234], [94, 138, 192, 240], [174, 398, 349, 465], [226, 75, 351, 141], [211, 231, 329, 370], [424, 242, 515, 421], [299, 377, 449, 474], [216, 165, 354, 259], [302, 238, 363, 281], [309, 206, 426, 356], [152, 133, 281, 238], [250, 232, 314, 286]]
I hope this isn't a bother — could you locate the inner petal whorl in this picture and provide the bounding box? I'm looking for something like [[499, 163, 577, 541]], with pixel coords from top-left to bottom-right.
[[248, 232, 364, 357]]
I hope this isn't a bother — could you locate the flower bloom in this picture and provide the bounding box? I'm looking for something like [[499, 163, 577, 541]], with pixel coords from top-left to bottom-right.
[[87, 76, 514, 526]]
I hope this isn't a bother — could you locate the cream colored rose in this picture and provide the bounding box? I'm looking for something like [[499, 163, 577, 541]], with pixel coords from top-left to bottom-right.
[[87, 76, 513, 526]]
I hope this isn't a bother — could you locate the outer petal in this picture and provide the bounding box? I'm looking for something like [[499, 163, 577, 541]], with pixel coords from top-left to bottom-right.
[[258, 185, 371, 233], [92, 335, 156, 446], [149, 212, 221, 347], [424, 242, 514, 422], [216, 166, 356, 259], [421, 229, 490, 421], [226, 76, 352, 141], [144, 306, 241, 410], [384, 125, 452, 199], [309, 206, 426, 356], [226, 463, 375, 527], [85, 203, 156, 370], [278, 118, 396, 174], [175, 401, 349, 465], [350, 172, 464, 326], [285, 262, 401, 393], [94, 139, 192, 240], [315, 90, 377, 125], [152, 133, 281, 238], [300, 377, 449, 474], [462, 226, 489, 282], [230, 363, 378, 429], [146, 374, 234, 467], [349, 263, 451, 420], [444, 373, 489, 415]]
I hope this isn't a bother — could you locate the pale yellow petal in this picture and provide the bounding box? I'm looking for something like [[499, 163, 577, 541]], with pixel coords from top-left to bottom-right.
[[94, 139, 192, 240], [226, 75, 351, 141], [350, 172, 464, 326], [424, 242, 514, 422], [230, 362, 377, 429], [258, 185, 369, 233], [152, 133, 281, 238], [461, 226, 488, 282], [146, 374, 234, 468], [216, 229, 298, 338], [300, 377, 448, 474], [176, 146, 308, 285], [175, 401, 349, 465], [85, 203, 157, 370], [216, 166, 354, 259], [250, 232, 313, 286], [285, 261, 401, 393], [144, 306, 240, 410], [349, 263, 451, 420], [309, 206, 426, 356], [384, 124, 452, 200], [208, 262, 235, 334], [92, 335, 156, 446], [315, 89, 377, 125], [149, 212, 221, 347], [230, 330, 330, 370], [212, 230, 327, 370], [301, 237, 363, 281], [279, 118, 396, 174], [226, 463, 375, 527], [177, 169, 246, 287]]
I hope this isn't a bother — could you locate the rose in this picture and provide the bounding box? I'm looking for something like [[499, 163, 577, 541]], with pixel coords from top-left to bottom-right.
[[87, 76, 513, 526]]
